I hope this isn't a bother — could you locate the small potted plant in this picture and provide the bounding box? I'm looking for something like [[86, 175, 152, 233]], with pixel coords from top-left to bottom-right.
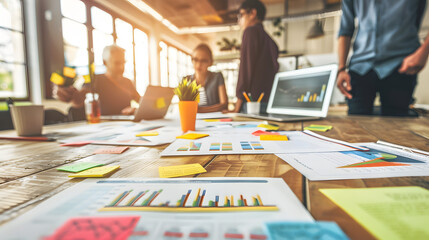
[[174, 77, 200, 132]]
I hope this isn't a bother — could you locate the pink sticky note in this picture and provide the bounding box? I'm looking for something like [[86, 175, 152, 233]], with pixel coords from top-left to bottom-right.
[[60, 141, 93, 147], [219, 118, 233, 122], [252, 130, 280, 136], [94, 146, 129, 154], [45, 216, 140, 240]]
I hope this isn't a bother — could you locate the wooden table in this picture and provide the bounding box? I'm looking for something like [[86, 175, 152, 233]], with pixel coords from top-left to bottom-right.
[[0, 116, 428, 239]]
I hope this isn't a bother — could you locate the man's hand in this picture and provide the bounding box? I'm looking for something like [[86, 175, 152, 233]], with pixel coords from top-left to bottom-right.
[[121, 107, 136, 115], [53, 85, 78, 103], [399, 49, 428, 75], [336, 71, 352, 99]]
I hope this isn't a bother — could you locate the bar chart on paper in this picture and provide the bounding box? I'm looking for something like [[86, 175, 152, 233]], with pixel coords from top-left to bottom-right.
[[100, 187, 278, 213]]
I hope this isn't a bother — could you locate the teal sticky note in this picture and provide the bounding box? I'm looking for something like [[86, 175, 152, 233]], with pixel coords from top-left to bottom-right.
[[57, 162, 104, 173], [266, 221, 349, 240]]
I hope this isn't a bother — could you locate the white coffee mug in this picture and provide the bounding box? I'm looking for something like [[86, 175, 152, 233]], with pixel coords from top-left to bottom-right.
[[10, 105, 44, 136]]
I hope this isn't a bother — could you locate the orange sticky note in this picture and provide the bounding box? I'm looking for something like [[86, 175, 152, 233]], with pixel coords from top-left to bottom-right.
[[257, 124, 279, 130], [252, 130, 280, 136], [260, 134, 288, 141], [69, 165, 120, 178], [176, 133, 209, 140], [63, 66, 76, 78], [159, 163, 207, 178], [94, 147, 129, 154]]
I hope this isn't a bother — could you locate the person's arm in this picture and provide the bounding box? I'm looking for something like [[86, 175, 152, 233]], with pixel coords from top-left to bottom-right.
[[336, 0, 355, 99], [198, 85, 228, 113], [53, 85, 89, 108], [399, 32, 429, 75], [336, 36, 353, 99]]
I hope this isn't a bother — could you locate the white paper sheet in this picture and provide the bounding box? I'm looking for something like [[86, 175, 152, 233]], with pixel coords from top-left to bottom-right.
[[0, 178, 313, 239], [160, 131, 361, 156], [277, 142, 429, 181]]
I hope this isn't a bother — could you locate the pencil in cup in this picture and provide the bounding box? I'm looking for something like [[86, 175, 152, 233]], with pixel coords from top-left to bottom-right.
[[242, 92, 251, 102], [257, 92, 264, 102]]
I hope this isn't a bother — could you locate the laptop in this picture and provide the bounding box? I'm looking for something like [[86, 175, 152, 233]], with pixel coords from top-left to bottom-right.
[[100, 85, 175, 122], [239, 64, 338, 122]]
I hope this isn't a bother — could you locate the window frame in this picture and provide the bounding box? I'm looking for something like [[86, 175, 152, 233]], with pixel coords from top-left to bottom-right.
[[0, 0, 31, 101], [158, 40, 192, 87]]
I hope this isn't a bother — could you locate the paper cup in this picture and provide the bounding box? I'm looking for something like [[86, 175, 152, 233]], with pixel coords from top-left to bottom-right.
[[246, 102, 260, 115], [10, 105, 44, 136]]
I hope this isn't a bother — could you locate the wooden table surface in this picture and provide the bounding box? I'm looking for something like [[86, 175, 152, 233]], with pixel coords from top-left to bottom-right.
[[1, 116, 428, 239]]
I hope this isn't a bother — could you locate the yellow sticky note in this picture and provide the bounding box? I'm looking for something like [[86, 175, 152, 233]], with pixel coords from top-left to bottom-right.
[[257, 124, 279, 130], [176, 133, 209, 140], [63, 66, 76, 78], [159, 163, 207, 178], [156, 97, 166, 109], [320, 187, 429, 240], [260, 134, 288, 141], [69, 166, 120, 178], [83, 75, 91, 83], [50, 72, 65, 85], [136, 131, 159, 137]]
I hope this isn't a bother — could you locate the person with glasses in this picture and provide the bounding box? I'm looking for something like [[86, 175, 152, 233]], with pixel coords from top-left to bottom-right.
[[228, 0, 279, 113], [187, 44, 228, 113], [54, 45, 141, 119]]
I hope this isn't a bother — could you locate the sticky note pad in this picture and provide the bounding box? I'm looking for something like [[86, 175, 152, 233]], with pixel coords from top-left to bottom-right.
[[50, 72, 65, 85], [159, 163, 207, 178], [252, 130, 280, 136], [156, 97, 166, 109], [60, 141, 93, 147], [94, 147, 129, 154], [257, 124, 279, 130], [260, 134, 288, 141], [69, 166, 120, 178], [57, 162, 104, 173], [304, 125, 333, 132], [136, 131, 159, 137], [176, 133, 209, 140]]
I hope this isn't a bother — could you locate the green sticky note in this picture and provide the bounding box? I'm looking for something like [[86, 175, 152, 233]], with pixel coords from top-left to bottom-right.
[[304, 125, 333, 132], [57, 162, 104, 173], [320, 187, 429, 240]]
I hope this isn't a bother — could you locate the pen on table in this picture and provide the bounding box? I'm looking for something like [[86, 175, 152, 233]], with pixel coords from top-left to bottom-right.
[[376, 140, 429, 157], [257, 92, 264, 102], [242, 92, 251, 102]]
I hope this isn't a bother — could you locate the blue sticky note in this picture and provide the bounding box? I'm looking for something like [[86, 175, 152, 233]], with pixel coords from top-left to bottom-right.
[[266, 221, 349, 240]]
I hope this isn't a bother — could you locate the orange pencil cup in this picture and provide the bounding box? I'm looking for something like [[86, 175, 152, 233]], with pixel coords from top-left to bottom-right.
[[179, 101, 198, 132]]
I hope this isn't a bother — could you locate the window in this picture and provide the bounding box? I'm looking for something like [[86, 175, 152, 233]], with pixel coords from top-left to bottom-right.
[[59, 0, 150, 95], [0, 0, 28, 99], [159, 41, 192, 88]]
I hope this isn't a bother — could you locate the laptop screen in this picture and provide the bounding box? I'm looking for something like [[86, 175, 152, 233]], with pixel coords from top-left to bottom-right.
[[267, 65, 337, 117], [271, 71, 331, 110]]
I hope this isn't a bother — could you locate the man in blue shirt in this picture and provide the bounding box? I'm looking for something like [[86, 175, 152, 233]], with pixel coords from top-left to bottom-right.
[[337, 0, 429, 116]]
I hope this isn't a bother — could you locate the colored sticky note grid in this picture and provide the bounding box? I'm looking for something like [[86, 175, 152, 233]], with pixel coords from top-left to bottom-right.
[[45, 216, 140, 240], [57, 162, 104, 173], [176, 133, 209, 140], [159, 163, 207, 178], [251, 141, 264, 150], [156, 97, 166, 109], [94, 147, 129, 154], [209, 143, 220, 151], [69, 166, 120, 178], [136, 131, 159, 137], [189, 142, 202, 151], [257, 124, 279, 130], [260, 135, 288, 141], [222, 143, 233, 151], [240, 141, 253, 150]]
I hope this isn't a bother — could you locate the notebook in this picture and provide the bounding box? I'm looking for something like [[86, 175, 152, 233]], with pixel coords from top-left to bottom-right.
[[100, 85, 174, 122], [239, 64, 338, 122]]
